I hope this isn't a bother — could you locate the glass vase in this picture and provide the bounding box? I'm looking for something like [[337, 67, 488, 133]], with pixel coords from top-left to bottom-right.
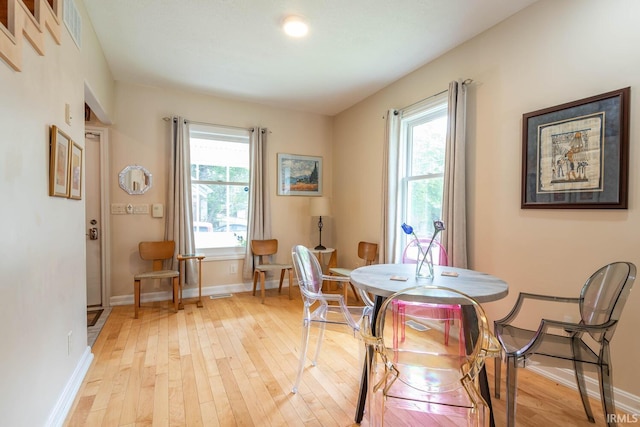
[[415, 250, 434, 279]]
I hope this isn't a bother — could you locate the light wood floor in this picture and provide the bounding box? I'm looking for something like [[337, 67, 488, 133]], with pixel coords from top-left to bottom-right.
[[65, 286, 617, 426]]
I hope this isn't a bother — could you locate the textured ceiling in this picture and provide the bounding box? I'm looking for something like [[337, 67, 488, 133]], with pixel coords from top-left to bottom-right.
[[84, 0, 537, 116]]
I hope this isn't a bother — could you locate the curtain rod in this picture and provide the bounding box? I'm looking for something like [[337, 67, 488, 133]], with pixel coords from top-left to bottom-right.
[[162, 116, 252, 132], [394, 78, 473, 115]]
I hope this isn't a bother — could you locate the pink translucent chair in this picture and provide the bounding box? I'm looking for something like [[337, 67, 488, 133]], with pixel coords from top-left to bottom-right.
[[397, 239, 465, 355], [402, 238, 448, 267]]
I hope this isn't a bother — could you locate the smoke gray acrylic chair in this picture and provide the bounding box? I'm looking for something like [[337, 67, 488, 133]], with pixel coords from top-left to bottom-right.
[[360, 285, 501, 426], [290, 244, 372, 394], [494, 262, 636, 427]]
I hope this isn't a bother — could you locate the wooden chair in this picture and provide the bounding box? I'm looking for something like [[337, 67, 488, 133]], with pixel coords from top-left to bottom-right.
[[328, 241, 378, 302], [250, 239, 294, 303], [133, 241, 180, 319]]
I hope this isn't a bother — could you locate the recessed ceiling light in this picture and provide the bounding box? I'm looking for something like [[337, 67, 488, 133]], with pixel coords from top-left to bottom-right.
[[283, 15, 308, 38]]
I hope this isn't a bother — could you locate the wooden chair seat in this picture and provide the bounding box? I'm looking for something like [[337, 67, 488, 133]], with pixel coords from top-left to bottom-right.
[[134, 270, 180, 280]]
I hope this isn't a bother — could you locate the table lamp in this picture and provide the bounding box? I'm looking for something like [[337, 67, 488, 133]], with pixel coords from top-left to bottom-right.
[[309, 197, 331, 250]]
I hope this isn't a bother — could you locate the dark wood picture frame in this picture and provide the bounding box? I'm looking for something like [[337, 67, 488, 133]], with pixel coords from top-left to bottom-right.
[[521, 87, 630, 209]]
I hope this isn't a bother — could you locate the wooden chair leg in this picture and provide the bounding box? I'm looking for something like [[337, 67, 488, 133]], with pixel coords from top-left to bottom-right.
[[260, 272, 266, 303], [172, 276, 179, 313], [349, 282, 361, 302], [134, 279, 140, 319], [288, 268, 293, 299], [344, 280, 349, 303], [252, 271, 258, 296], [278, 269, 285, 293]]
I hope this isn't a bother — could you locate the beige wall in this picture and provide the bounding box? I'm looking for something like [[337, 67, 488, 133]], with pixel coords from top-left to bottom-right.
[[0, 0, 114, 424], [107, 82, 334, 299], [2, 0, 638, 423], [334, 0, 640, 399]]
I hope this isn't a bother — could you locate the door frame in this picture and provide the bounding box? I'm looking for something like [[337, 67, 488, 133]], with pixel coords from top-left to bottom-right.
[[85, 125, 111, 307]]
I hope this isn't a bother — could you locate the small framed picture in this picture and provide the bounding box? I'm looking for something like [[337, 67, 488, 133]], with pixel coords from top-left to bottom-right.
[[49, 125, 71, 197], [69, 141, 83, 200], [521, 87, 630, 209], [277, 153, 322, 196]]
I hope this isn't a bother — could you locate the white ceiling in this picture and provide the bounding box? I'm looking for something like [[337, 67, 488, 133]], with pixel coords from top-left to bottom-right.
[[84, 0, 537, 116]]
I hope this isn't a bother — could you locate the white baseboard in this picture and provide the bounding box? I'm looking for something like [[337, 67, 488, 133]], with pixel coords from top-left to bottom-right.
[[46, 346, 94, 427], [110, 279, 292, 306], [528, 365, 640, 415]]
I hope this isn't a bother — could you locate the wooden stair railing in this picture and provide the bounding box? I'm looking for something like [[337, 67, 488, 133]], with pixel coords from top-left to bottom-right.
[[0, 0, 61, 72]]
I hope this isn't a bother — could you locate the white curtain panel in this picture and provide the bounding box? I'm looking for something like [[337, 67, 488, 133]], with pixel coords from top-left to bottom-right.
[[381, 109, 402, 263], [242, 127, 271, 280], [166, 117, 197, 284], [442, 80, 468, 268], [382, 80, 469, 266]]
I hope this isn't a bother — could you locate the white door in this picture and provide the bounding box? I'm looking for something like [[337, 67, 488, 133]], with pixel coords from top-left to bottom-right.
[[85, 131, 102, 307]]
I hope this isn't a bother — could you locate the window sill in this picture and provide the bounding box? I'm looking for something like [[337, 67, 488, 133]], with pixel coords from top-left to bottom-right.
[[197, 246, 246, 261]]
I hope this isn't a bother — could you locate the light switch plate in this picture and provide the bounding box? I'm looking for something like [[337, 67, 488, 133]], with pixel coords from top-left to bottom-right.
[[152, 203, 164, 218], [65, 103, 71, 125], [133, 204, 149, 214], [111, 203, 126, 214]]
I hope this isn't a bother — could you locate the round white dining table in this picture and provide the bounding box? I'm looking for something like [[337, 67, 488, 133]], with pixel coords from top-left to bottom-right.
[[350, 263, 508, 303], [350, 263, 509, 426]]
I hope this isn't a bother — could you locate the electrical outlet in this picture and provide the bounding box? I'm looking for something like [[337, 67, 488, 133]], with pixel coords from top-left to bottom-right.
[[67, 331, 73, 355], [229, 264, 237, 274]]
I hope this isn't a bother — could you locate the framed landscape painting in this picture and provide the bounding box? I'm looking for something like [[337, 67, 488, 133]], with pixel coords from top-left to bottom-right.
[[277, 153, 322, 196], [521, 87, 630, 209]]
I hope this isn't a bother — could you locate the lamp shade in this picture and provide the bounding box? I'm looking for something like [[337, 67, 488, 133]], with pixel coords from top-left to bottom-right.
[[309, 197, 331, 217]]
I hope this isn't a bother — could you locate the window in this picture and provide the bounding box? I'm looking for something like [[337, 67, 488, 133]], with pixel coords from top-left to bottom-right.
[[400, 93, 447, 245], [189, 123, 250, 255]]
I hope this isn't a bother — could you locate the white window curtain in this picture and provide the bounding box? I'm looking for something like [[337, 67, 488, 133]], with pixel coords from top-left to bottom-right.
[[381, 79, 468, 266], [166, 116, 197, 284], [442, 80, 468, 268], [381, 109, 402, 263], [242, 127, 271, 280]]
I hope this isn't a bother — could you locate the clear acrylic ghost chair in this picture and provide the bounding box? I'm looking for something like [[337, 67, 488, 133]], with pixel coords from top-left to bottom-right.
[[290, 244, 372, 394], [399, 239, 464, 353], [361, 285, 501, 426], [494, 262, 636, 427]]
